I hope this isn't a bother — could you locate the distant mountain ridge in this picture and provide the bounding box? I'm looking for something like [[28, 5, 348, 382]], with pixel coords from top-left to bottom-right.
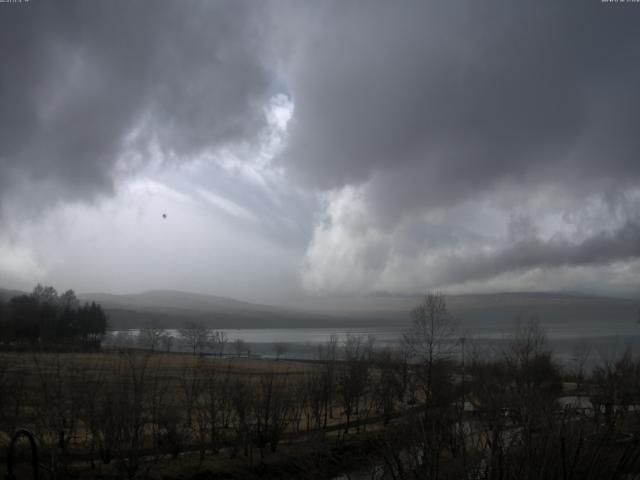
[[77, 289, 341, 330], [1, 287, 638, 330], [79, 289, 285, 315], [0, 288, 25, 302]]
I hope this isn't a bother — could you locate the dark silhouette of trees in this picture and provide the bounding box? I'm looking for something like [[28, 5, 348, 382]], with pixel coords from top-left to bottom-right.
[[0, 285, 107, 348]]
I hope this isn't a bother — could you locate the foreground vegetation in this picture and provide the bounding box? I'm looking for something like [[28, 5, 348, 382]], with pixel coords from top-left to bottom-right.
[[0, 285, 107, 349], [1, 292, 640, 479]]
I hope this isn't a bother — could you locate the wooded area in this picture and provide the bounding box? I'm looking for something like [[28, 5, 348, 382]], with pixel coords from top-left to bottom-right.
[[0, 285, 107, 349]]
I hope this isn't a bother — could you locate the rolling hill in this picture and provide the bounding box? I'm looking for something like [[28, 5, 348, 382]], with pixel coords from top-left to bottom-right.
[[2, 287, 638, 330]]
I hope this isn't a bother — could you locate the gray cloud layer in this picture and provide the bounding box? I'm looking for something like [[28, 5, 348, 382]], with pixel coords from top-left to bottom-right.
[[0, 1, 270, 207], [281, 2, 640, 197], [434, 222, 640, 287], [281, 1, 640, 294], [1, 1, 639, 298]]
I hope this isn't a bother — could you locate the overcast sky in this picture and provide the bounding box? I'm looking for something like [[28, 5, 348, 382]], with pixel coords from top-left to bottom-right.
[[1, 1, 639, 305]]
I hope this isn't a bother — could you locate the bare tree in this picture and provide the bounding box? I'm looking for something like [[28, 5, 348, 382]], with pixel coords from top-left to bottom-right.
[[179, 320, 210, 355], [177, 358, 209, 460], [80, 352, 151, 477], [32, 353, 80, 462], [160, 332, 175, 353], [202, 364, 232, 454], [400, 293, 459, 478], [591, 347, 636, 426], [404, 292, 456, 404], [501, 319, 561, 477], [365, 334, 377, 361], [230, 376, 252, 458], [115, 352, 151, 479], [0, 354, 25, 439], [372, 348, 402, 425], [571, 340, 592, 391], [58, 289, 79, 311], [274, 343, 287, 360], [233, 338, 246, 357], [317, 334, 338, 427], [31, 284, 59, 305], [146, 368, 170, 460], [338, 334, 370, 433], [209, 330, 228, 357], [288, 375, 307, 433], [251, 371, 291, 460], [112, 330, 135, 349], [138, 320, 163, 353]]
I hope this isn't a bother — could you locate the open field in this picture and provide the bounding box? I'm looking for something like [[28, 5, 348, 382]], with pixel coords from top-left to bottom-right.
[[0, 348, 418, 479]]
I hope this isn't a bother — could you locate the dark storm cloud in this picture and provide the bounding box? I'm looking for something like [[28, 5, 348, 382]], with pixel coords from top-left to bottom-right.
[[435, 222, 640, 287], [0, 1, 271, 206], [283, 1, 640, 293], [281, 1, 640, 199]]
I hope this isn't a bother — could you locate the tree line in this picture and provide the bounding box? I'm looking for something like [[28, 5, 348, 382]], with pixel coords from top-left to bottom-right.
[[0, 284, 107, 348]]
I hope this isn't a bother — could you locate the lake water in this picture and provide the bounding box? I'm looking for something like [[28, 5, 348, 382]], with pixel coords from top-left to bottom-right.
[[107, 316, 640, 366]]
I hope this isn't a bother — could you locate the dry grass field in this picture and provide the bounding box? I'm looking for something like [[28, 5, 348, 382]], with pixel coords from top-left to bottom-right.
[[0, 348, 407, 479]]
